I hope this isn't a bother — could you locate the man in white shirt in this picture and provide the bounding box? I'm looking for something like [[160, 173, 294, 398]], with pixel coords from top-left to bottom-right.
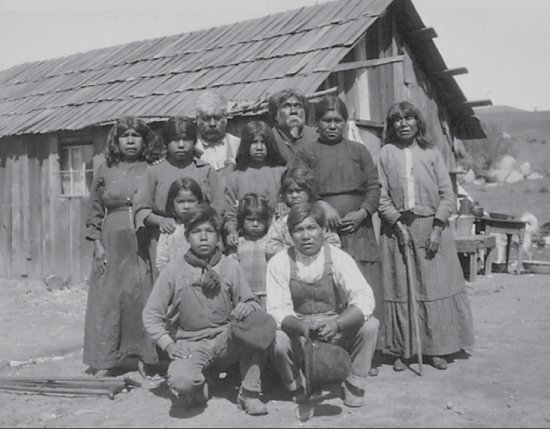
[[266, 202, 379, 408], [195, 91, 240, 178]]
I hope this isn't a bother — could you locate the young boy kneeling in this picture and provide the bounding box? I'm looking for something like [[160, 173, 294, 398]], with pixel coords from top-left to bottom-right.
[[143, 203, 268, 415]]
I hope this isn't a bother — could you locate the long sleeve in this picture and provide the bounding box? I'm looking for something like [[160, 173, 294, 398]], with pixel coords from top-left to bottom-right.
[[142, 268, 177, 350], [330, 246, 375, 319], [85, 163, 106, 241], [265, 251, 295, 326], [358, 145, 381, 216], [155, 233, 171, 272], [433, 149, 457, 223], [265, 216, 290, 260], [133, 164, 155, 229], [377, 150, 402, 226], [206, 166, 226, 216], [223, 173, 239, 234]]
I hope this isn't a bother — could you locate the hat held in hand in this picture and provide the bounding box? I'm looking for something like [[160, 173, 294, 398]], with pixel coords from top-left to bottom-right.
[[231, 310, 276, 350]]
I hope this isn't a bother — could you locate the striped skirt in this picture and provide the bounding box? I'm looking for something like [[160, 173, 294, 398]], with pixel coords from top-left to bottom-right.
[[380, 215, 475, 358]]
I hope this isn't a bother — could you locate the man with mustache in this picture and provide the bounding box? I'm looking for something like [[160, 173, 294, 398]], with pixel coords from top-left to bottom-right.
[[195, 91, 241, 181], [268, 88, 317, 165]]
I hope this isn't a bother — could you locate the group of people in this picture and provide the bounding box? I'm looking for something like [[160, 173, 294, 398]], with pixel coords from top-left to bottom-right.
[[83, 88, 475, 416]]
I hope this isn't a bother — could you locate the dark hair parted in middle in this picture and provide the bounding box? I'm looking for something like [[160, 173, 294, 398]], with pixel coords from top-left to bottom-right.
[[384, 101, 432, 148], [165, 177, 205, 218], [104, 116, 161, 167], [287, 202, 326, 234], [237, 193, 273, 232], [314, 95, 349, 122], [182, 203, 223, 237], [267, 88, 308, 121], [235, 120, 286, 170], [279, 166, 318, 202], [162, 116, 197, 145]]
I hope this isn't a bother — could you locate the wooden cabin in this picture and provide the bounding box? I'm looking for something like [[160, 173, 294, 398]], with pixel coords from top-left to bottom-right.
[[0, 0, 489, 282]]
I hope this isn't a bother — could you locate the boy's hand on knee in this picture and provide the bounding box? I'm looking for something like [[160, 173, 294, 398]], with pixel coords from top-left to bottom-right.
[[166, 343, 191, 360]]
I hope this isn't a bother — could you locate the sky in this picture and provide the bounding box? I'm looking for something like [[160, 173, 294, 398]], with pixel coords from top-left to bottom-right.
[[0, 0, 549, 111]]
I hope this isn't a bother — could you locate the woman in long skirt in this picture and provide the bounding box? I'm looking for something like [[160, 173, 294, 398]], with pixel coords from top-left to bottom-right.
[[377, 101, 475, 371], [83, 117, 160, 376]]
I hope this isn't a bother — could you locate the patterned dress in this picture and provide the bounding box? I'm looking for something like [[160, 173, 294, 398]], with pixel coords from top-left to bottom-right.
[[83, 160, 157, 370]]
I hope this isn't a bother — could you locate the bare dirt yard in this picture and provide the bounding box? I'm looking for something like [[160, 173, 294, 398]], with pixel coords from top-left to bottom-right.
[[1, 267, 550, 428]]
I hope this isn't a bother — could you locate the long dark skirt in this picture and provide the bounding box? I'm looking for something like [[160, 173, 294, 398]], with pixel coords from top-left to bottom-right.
[[83, 228, 158, 369], [380, 215, 475, 358]]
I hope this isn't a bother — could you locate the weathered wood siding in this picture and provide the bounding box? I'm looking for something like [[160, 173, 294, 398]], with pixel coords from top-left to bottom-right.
[[0, 127, 109, 282]]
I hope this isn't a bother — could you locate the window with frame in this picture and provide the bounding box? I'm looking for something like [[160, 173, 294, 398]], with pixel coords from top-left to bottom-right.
[[59, 143, 94, 197]]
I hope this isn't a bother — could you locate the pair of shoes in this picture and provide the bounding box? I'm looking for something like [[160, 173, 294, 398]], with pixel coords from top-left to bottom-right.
[[368, 367, 379, 377], [237, 388, 268, 416], [393, 358, 407, 372], [342, 380, 365, 408], [431, 356, 448, 370]]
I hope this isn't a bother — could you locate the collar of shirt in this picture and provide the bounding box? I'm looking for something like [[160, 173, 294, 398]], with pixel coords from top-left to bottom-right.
[[196, 136, 226, 150]]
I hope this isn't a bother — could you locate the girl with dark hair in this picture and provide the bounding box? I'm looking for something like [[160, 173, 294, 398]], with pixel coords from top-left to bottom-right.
[[232, 193, 273, 308], [378, 101, 474, 372], [265, 166, 341, 260], [293, 95, 384, 369], [84, 116, 160, 376], [156, 177, 204, 272], [223, 120, 287, 250], [133, 116, 225, 281]]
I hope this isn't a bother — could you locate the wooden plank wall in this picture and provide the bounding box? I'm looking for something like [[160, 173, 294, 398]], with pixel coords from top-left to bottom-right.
[[0, 128, 109, 282]]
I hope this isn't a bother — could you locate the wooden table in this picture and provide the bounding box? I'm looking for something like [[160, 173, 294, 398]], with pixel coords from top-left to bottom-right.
[[455, 234, 497, 282], [475, 217, 527, 274]]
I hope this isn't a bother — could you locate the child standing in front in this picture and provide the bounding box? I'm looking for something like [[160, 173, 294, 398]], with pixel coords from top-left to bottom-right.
[[265, 166, 341, 260], [156, 177, 204, 272], [232, 193, 272, 309]]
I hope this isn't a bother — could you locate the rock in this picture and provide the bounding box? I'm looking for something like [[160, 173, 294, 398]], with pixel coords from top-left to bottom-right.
[[527, 172, 544, 180], [463, 169, 476, 183], [496, 155, 517, 172], [505, 170, 524, 184], [473, 178, 486, 185], [39, 413, 57, 421], [519, 161, 531, 176], [486, 169, 509, 183]]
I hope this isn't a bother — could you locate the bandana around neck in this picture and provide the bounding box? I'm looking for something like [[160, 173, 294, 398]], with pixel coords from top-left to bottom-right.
[[184, 247, 223, 292]]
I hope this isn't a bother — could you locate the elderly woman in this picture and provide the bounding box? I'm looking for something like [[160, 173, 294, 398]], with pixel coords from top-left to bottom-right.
[[377, 101, 474, 372], [292, 95, 384, 363], [84, 116, 160, 376], [268, 88, 317, 165]]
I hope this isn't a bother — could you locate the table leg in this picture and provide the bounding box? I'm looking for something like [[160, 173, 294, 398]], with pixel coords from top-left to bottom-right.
[[505, 234, 512, 273], [469, 252, 477, 283], [484, 247, 494, 275]]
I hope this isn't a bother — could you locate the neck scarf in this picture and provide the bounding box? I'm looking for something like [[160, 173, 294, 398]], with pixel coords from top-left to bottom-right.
[[184, 247, 223, 292]]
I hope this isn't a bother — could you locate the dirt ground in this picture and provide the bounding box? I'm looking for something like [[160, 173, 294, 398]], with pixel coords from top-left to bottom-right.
[[1, 270, 550, 429]]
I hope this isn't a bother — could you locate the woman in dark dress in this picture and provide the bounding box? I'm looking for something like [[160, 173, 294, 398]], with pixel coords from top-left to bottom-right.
[[293, 96, 384, 372], [84, 116, 160, 376]]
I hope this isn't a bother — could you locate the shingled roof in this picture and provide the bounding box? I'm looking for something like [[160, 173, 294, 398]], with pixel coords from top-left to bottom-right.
[[0, 0, 482, 138]]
